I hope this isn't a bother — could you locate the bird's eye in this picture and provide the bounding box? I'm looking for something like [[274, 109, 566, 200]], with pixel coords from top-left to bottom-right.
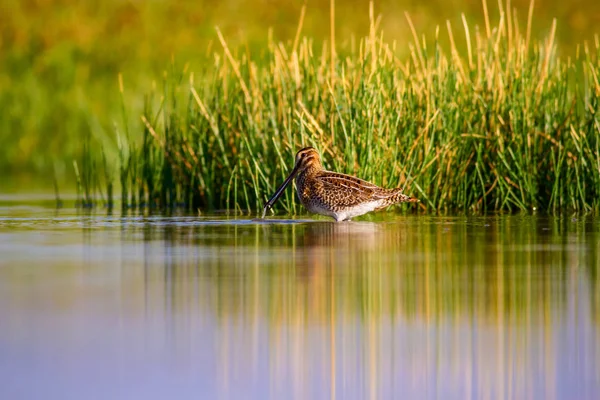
[[301, 153, 306, 158]]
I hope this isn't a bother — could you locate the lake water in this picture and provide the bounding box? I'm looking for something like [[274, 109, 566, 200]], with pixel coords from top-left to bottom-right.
[[0, 199, 599, 399]]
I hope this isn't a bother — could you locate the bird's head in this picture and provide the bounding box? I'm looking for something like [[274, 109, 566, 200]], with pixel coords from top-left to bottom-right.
[[293, 147, 322, 171]]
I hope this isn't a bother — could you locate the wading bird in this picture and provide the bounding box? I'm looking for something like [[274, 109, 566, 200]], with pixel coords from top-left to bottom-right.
[[262, 147, 418, 221]]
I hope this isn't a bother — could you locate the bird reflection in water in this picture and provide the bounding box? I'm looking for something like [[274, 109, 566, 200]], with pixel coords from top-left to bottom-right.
[[291, 219, 411, 282]]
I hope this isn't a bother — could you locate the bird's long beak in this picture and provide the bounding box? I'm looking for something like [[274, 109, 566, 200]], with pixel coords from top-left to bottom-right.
[[262, 163, 301, 218]]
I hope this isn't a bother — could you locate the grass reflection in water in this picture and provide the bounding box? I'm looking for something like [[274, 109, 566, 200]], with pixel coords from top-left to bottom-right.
[[0, 213, 598, 399]]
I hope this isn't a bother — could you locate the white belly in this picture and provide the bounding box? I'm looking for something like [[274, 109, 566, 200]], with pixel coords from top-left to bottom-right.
[[308, 200, 383, 221]]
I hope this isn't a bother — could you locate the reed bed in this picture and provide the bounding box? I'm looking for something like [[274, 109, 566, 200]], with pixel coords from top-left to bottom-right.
[[88, 1, 600, 213]]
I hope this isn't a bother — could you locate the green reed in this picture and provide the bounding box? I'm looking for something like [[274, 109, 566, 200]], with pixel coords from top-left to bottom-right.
[[108, 3, 599, 213]]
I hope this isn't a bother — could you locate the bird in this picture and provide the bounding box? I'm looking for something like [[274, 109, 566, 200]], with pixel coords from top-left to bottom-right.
[[262, 147, 418, 221]]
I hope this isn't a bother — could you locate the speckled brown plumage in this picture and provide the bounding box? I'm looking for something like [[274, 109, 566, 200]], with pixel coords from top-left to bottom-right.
[[263, 147, 419, 221]]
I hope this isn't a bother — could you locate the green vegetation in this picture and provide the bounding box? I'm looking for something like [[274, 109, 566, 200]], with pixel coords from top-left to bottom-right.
[[90, 2, 599, 213], [2, 1, 600, 212]]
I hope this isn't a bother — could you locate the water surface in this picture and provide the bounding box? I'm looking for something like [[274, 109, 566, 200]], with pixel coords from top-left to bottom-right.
[[0, 202, 599, 399]]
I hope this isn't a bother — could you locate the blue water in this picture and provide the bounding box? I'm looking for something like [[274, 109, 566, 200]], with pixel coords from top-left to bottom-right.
[[0, 201, 599, 399]]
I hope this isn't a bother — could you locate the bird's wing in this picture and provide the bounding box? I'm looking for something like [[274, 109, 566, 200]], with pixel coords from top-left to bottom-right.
[[315, 171, 392, 208]]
